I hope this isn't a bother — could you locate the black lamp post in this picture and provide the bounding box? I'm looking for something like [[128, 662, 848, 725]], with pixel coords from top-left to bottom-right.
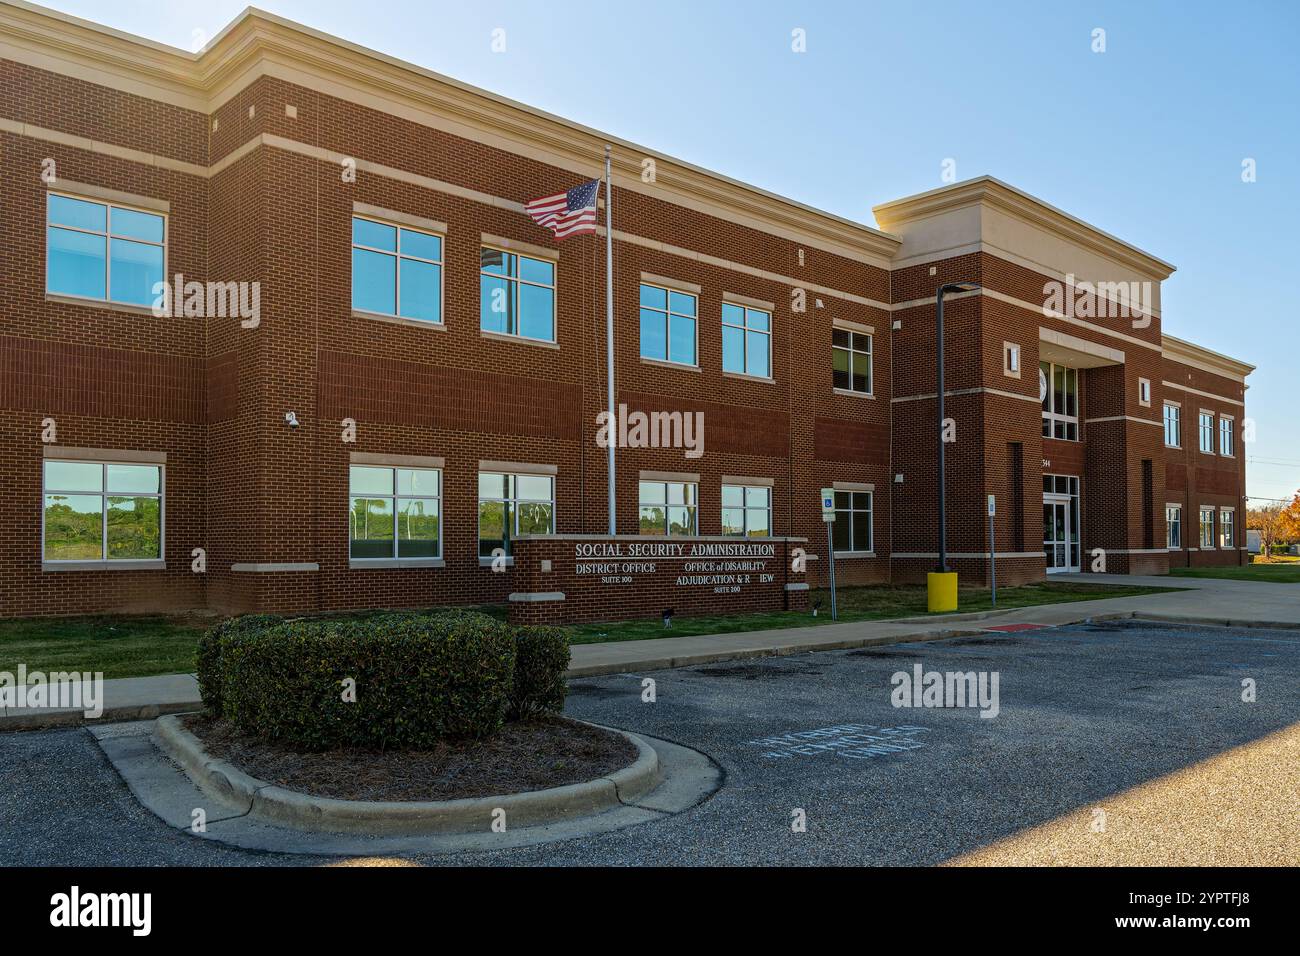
[[935, 282, 981, 573]]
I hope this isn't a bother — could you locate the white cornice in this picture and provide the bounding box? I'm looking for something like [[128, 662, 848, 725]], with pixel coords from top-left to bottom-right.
[[873, 176, 1176, 281], [0, 1, 901, 265], [1161, 334, 1254, 382]]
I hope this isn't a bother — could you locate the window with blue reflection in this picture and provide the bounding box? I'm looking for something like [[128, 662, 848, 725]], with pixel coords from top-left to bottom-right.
[[47, 194, 164, 307], [479, 247, 556, 341], [639, 283, 696, 365], [351, 217, 442, 323], [721, 302, 771, 377]]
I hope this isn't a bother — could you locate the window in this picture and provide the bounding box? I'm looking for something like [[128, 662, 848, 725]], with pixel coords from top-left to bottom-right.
[[349, 466, 441, 560], [832, 490, 873, 553], [351, 217, 443, 323], [1220, 508, 1235, 549], [1219, 417, 1234, 457], [1199, 412, 1215, 454], [638, 481, 697, 535], [833, 328, 872, 394], [721, 485, 771, 537], [1166, 505, 1182, 549], [722, 302, 771, 377], [1040, 362, 1079, 441], [1138, 378, 1151, 407], [1199, 507, 1215, 549], [639, 283, 697, 365], [1003, 342, 1021, 377], [480, 248, 555, 341], [478, 473, 554, 556], [1163, 403, 1181, 447], [46, 194, 164, 307], [43, 460, 162, 562]]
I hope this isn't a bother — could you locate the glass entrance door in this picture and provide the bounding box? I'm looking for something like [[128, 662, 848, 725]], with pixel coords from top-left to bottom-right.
[[1043, 495, 1080, 572]]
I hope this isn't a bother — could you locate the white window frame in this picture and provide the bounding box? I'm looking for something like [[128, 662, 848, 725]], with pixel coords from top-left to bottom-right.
[[722, 303, 772, 378], [1198, 411, 1215, 455], [1219, 416, 1235, 457], [348, 464, 443, 564], [1219, 507, 1235, 549], [1163, 402, 1181, 448], [479, 245, 557, 343], [42, 459, 165, 566], [832, 327, 874, 395], [638, 281, 698, 366], [1165, 504, 1182, 550], [46, 191, 167, 308], [477, 471, 556, 558], [1003, 342, 1021, 378], [638, 480, 699, 536], [350, 215, 445, 323], [721, 484, 772, 537], [832, 489, 874, 555], [1199, 506, 1216, 549], [1040, 361, 1079, 441]]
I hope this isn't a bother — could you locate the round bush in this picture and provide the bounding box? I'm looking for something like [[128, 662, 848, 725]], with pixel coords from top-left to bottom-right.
[[215, 610, 518, 750]]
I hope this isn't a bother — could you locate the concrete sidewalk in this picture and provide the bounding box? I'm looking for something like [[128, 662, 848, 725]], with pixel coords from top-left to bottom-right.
[[4, 573, 1297, 731]]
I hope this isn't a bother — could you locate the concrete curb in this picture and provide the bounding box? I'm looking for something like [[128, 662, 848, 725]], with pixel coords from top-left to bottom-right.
[[152, 714, 661, 835], [0, 699, 202, 733]]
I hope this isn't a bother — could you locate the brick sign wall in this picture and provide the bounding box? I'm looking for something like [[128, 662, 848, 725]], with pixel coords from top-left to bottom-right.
[[508, 535, 809, 625]]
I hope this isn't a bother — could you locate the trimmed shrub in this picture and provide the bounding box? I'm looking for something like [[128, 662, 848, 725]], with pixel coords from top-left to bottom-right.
[[218, 610, 517, 750], [195, 614, 282, 717], [509, 626, 571, 720]]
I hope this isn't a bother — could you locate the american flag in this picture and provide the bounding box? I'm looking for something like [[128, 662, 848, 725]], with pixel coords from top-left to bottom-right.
[[525, 179, 600, 239]]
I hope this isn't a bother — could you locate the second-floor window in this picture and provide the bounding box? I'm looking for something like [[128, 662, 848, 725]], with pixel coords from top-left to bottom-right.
[[722, 303, 771, 378], [639, 283, 697, 365], [1199, 412, 1215, 454], [47, 194, 164, 307], [1163, 403, 1181, 447], [351, 217, 443, 323], [832, 328, 872, 394], [480, 248, 555, 342], [638, 480, 697, 535], [1219, 417, 1234, 456], [1040, 362, 1078, 441]]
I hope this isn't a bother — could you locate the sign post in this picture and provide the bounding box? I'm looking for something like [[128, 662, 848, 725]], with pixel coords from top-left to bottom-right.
[[987, 494, 997, 607], [821, 488, 838, 621]]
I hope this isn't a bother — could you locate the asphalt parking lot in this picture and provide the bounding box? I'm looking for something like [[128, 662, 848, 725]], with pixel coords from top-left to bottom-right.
[[1, 620, 1296, 866]]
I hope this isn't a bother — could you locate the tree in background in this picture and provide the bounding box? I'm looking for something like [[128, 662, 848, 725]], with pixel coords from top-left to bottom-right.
[[1281, 491, 1300, 551], [1248, 501, 1289, 561]]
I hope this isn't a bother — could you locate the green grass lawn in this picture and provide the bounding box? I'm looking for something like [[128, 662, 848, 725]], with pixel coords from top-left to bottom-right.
[[0, 613, 215, 680], [1170, 563, 1300, 583], [567, 581, 1182, 644], [1, 583, 1182, 679]]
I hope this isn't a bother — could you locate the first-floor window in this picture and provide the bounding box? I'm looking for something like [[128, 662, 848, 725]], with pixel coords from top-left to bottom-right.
[[43, 460, 163, 561], [1166, 505, 1182, 549], [1220, 508, 1235, 549], [721, 485, 771, 537], [832, 490, 873, 553], [639, 481, 697, 535], [1199, 507, 1215, 549], [478, 472, 554, 556], [349, 465, 441, 559]]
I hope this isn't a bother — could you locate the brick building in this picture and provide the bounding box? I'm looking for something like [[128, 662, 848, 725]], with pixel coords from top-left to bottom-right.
[[0, 3, 1252, 618]]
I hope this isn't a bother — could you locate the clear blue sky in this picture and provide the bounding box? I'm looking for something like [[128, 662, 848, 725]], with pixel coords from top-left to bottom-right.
[[37, 0, 1300, 504]]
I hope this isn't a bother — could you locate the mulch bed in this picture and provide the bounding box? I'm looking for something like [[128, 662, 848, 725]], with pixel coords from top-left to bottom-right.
[[184, 715, 638, 802]]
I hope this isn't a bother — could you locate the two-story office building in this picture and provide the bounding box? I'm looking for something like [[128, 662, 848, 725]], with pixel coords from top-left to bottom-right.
[[0, 2, 1251, 617]]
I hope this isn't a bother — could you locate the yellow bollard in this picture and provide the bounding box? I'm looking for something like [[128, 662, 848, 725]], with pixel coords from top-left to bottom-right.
[[927, 571, 958, 613]]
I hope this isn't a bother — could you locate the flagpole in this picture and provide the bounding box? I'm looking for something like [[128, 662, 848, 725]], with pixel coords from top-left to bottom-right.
[[604, 144, 616, 536]]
